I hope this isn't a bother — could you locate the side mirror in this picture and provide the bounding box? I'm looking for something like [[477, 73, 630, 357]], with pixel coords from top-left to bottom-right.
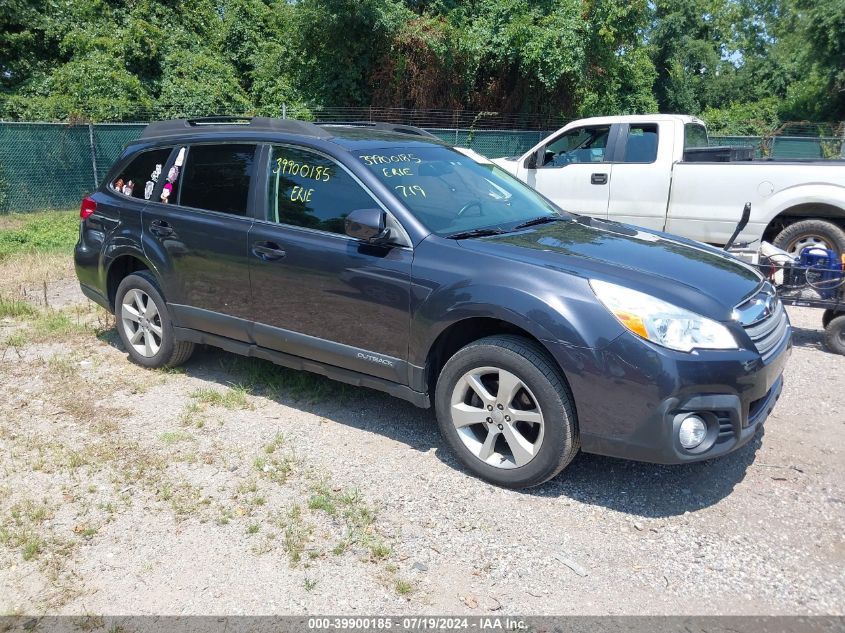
[[345, 208, 389, 243], [525, 151, 539, 170]]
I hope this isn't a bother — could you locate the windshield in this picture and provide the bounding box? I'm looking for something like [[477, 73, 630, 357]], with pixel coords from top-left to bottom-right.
[[354, 146, 564, 237]]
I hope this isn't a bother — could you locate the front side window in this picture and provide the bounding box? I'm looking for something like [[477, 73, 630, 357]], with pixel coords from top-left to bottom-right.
[[111, 148, 172, 200], [356, 146, 564, 237], [267, 146, 376, 234], [540, 126, 610, 167], [622, 124, 658, 163], [179, 144, 256, 215]]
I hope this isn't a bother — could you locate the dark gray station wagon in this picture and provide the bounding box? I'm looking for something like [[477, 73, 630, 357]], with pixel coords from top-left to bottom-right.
[[75, 117, 791, 488]]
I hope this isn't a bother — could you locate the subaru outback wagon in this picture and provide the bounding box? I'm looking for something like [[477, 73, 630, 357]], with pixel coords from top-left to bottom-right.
[[75, 117, 791, 488]]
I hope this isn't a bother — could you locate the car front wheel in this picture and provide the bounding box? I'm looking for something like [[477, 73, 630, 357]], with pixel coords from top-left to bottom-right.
[[115, 271, 195, 369], [434, 335, 578, 489]]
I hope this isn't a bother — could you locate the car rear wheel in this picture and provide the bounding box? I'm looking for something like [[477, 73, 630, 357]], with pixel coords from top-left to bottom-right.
[[434, 335, 578, 489], [773, 219, 845, 258], [115, 272, 194, 369]]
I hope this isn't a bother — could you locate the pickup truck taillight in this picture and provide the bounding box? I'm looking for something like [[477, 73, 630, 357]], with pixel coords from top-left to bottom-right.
[[80, 196, 97, 219]]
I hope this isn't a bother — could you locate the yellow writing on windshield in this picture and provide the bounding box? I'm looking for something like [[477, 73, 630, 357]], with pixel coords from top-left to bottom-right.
[[394, 184, 426, 198], [360, 153, 422, 166], [273, 157, 331, 181]]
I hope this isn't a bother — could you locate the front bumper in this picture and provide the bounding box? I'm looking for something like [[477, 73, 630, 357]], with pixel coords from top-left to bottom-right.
[[548, 323, 792, 465]]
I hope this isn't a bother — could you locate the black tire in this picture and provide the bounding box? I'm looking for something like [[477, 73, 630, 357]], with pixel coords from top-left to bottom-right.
[[773, 219, 845, 258], [822, 309, 842, 329], [824, 315, 845, 356], [434, 334, 578, 489], [114, 271, 195, 369]]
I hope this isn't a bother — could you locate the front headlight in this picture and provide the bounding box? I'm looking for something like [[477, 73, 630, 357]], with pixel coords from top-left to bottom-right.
[[590, 279, 737, 352]]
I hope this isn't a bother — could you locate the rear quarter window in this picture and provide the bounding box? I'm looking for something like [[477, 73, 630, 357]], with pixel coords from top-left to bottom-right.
[[111, 148, 173, 200]]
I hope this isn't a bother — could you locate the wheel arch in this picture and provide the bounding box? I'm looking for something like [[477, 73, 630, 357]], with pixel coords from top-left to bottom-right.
[[762, 195, 845, 243], [421, 316, 564, 399], [105, 251, 156, 312]]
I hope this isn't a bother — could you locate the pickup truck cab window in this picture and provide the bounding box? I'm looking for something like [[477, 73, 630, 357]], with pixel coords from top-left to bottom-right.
[[179, 144, 256, 216], [267, 146, 375, 234], [621, 124, 658, 163], [541, 126, 610, 167], [684, 123, 709, 149]]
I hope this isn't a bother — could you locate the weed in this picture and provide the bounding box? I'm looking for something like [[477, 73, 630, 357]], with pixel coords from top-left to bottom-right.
[[159, 430, 194, 445], [0, 296, 35, 318], [247, 523, 260, 535], [304, 577, 318, 592], [4, 330, 28, 347], [369, 540, 391, 560], [190, 385, 252, 410], [395, 579, 413, 596]]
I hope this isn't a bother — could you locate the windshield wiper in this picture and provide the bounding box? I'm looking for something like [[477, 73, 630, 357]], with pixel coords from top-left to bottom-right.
[[446, 227, 507, 240], [512, 215, 565, 230]]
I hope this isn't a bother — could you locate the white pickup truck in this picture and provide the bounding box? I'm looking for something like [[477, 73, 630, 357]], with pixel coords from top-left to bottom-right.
[[493, 114, 845, 256]]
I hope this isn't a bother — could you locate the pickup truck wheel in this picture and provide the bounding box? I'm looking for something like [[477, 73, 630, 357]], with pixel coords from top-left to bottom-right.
[[115, 272, 195, 369], [824, 315, 845, 355], [434, 335, 578, 489], [773, 219, 845, 258]]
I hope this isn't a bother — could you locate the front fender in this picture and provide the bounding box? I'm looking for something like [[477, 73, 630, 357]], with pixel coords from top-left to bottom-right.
[[409, 280, 623, 368]]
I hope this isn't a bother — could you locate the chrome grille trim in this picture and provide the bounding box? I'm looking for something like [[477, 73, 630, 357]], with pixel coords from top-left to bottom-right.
[[736, 284, 790, 361], [745, 302, 788, 360]]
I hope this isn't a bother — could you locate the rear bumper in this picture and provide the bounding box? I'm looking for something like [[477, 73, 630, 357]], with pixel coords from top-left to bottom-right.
[[549, 324, 792, 465]]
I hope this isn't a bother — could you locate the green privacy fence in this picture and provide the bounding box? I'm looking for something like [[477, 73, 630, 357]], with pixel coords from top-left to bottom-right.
[[0, 122, 145, 212], [1, 122, 843, 213]]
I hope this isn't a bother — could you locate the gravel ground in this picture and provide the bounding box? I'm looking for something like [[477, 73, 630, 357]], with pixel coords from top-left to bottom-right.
[[0, 282, 842, 616]]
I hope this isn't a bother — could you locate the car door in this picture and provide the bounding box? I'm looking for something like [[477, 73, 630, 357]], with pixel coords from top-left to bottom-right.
[[521, 124, 613, 218], [142, 143, 256, 340], [248, 144, 413, 384], [606, 123, 670, 231]]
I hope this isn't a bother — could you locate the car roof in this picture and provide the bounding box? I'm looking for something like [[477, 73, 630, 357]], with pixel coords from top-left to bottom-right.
[[137, 117, 447, 151]]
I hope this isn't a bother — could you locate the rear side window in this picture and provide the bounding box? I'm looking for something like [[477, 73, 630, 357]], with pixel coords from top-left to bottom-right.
[[684, 123, 709, 149], [111, 148, 172, 200], [179, 144, 256, 216], [267, 146, 376, 234], [622, 125, 658, 163]]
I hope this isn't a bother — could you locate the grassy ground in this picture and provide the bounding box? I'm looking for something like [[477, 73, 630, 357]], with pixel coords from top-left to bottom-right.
[[0, 210, 78, 297]]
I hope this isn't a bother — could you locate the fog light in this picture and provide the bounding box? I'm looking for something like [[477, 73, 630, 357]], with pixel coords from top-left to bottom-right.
[[679, 415, 707, 449]]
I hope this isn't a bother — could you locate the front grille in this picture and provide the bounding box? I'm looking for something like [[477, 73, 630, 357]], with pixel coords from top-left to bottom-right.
[[735, 284, 790, 361], [744, 301, 788, 360]]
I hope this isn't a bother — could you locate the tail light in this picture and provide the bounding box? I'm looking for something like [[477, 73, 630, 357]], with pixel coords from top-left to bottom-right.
[[80, 196, 97, 220]]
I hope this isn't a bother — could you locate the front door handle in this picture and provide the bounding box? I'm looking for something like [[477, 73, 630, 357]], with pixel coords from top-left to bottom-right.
[[149, 219, 174, 237], [591, 173, 608, 185], [252, 241, 286, 261]]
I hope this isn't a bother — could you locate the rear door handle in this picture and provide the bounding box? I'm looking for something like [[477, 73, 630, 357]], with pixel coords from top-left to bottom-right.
[[149, 219, 174, 237], [591, 173, 608, 185], [252, 241, 286, 261]]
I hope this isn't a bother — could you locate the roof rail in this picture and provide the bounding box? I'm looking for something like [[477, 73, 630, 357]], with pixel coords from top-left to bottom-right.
[[141, 116, 333, 139], [318, 121, 440, 140]]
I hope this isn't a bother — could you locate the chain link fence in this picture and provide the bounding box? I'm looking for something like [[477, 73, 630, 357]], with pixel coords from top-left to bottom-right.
[[1, 114, 843, 213]]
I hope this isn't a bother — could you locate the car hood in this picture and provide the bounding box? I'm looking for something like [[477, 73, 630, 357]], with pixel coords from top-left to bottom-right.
[[457, 216, 763, 320]]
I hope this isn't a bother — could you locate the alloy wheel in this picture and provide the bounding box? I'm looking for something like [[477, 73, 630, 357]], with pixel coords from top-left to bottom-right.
[[450, 366, 544, 469], [121, 289, 163, 358]]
